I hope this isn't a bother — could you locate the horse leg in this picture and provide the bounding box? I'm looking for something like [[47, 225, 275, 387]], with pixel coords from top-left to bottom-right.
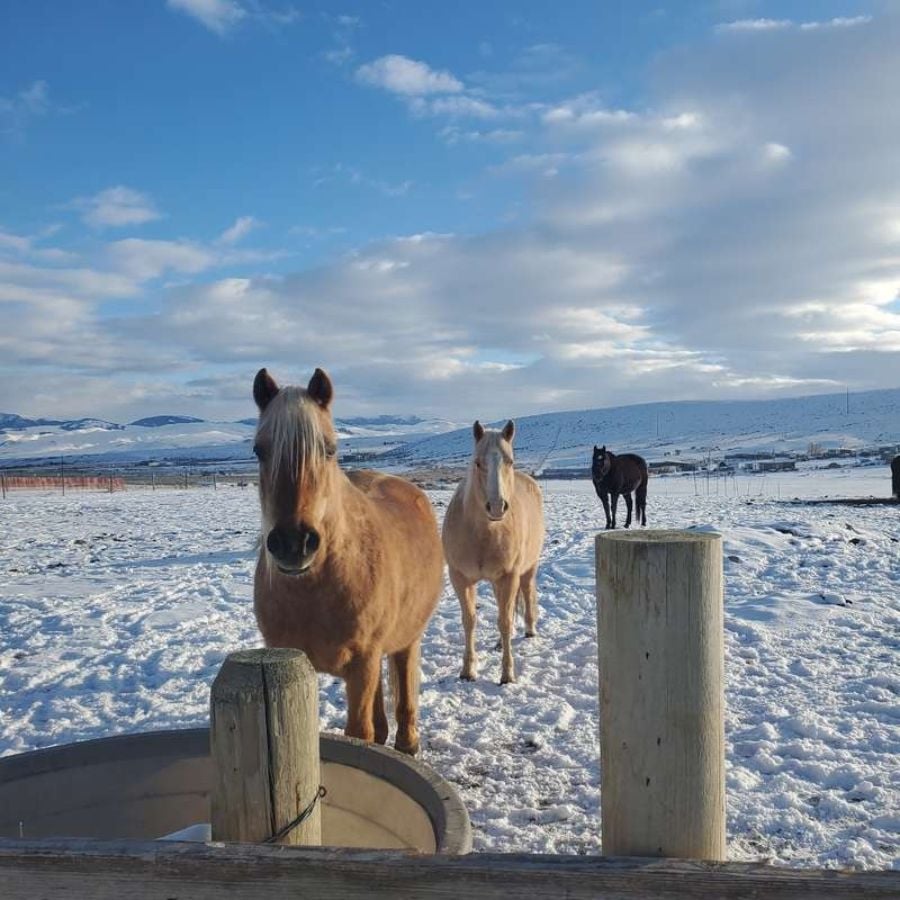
[[492, 572, 521, 684], [610, 492, 619, 529], [623, 492, 633, 528], [600, 491, 612, 529], [449, 566, 478, 681], [373, 671, 389, 745], [520, 565, 539, 638], [343, 650, 382, 744], [389, 640, 421, 756]]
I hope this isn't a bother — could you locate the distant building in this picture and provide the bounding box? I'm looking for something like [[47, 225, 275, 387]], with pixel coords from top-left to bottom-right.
[[748, 459, 796, 473]]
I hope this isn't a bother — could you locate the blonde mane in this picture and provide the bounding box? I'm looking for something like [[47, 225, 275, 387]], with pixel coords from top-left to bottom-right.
[[256, 386, 325, 483]]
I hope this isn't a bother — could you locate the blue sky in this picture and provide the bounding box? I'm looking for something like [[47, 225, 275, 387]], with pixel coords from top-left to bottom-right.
[[1, 0, 897, 421]]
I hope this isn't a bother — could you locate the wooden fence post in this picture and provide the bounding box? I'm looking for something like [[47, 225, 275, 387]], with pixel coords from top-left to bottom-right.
[[596, 530, 725, 860], [210, 648, 322, 845]]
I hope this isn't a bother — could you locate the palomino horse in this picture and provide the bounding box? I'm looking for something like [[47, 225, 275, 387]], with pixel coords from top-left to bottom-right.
[[442, 420, 545, 684], [251, 367, 443, 755], [592, 445, 648, 529]]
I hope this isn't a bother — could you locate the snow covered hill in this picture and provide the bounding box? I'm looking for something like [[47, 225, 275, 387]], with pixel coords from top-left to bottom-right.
[[1, 387, 898, 470], [390, 388, 900, 471], [0, 411, 462, 467]]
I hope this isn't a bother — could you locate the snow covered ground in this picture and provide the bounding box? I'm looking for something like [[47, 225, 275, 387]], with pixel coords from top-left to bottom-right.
[[0, 469, 897, 869]]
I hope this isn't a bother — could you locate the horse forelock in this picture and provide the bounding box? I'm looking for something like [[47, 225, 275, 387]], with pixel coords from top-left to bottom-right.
[[256, 386, 327, 485]]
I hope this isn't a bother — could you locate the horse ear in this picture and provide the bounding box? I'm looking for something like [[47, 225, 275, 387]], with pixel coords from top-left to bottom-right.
[[593, 445, 599, 452], [473, 420, 485, 442], [253, 368, 279, 412], [501, 419, 515, 443], [307, 368, 334, 410]]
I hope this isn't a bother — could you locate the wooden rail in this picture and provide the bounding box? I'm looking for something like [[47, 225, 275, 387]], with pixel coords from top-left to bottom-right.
[[0, 839, 897, 899]]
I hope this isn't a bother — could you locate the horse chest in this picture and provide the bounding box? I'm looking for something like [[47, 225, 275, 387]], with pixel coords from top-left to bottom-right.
[[255, 578, 376, 676], [458, 525, 514, 580]]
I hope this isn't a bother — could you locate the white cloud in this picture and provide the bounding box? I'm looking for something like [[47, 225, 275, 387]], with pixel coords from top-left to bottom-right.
[[543, 104, 636, 129], [17, 80, 50, 115], [74, 186, 162, 229], [411, 95, 499, 119], [0, 227, 79, 264], [717, 18, 792, 32], [219, 215, 261, 244], [719, 15, 873, 34], [439, 126, 523, 145], [356, 55, 463, 96], [321, 12, 361, 66], [106, 239, 215, 280], [0, 229, 31, 254], [1, 80, 54, 138], [167, 0, 246, 35], [798, 16, 873, 31], [312, 163, 413, 197], [762, 142, 792, 163]]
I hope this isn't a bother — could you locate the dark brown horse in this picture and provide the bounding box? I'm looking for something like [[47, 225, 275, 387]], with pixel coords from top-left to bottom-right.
[[251, 367, 443, 755], [892, 454, 900, 499], [592, 445, 648, 529]]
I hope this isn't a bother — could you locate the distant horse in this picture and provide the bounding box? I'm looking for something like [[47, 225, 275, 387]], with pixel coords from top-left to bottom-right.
[[892, 455, 900, 499], [592, 445, 648, 529], [442, 420, 545, 684], [252, 367, 443, 755]]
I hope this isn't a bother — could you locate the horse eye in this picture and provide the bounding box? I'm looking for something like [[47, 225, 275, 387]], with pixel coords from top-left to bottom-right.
[[324, 444, 337, 459]]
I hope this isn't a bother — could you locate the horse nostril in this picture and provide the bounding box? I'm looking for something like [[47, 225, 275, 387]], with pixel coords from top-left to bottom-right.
[[303, 528, 320, 555], [502, 500, 509, 513], [485, 501, 492, 513], [266, 529, 283, 557]]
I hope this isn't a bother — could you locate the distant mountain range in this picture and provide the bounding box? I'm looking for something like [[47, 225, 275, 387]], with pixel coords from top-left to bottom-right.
[[1, 387, 898, 471], [0, 410, 463, 467], [130, 415, 205, 428]]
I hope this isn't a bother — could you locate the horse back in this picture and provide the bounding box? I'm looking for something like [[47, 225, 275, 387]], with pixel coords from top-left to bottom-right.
[[619, 453, 649, 485], [596, 453, 648, 493], [347, 469, 439, 533]]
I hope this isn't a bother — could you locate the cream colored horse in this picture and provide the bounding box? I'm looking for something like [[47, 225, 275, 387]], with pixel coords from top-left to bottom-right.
[[442, 420, 545, 684]]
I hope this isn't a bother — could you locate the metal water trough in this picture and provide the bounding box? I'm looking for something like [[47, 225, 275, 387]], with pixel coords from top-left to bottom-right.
[[0, 728, 471, 854]]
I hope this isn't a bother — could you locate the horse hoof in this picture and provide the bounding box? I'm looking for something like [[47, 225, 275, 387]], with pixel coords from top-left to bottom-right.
[[525, 630, 537, 638], [500, 674, 516, 685], [459, 671, 476, 682], [395, 739, 419, 757]]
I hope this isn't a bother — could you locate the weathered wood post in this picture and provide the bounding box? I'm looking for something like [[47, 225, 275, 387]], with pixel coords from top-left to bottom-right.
[[596, 530, 725, 860], [210, 648, 322, 845]]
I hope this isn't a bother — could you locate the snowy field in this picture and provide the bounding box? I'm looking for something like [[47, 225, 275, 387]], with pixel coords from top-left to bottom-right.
[[0, 469, 898, 870]]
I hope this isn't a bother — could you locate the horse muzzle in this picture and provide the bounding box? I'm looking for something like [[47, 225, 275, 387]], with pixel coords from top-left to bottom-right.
[[266, 525, 321, 575], [485, 499, 509, 521]]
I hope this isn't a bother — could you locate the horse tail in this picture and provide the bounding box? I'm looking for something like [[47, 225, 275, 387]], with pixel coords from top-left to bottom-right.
[[636, 470, 648, 526], [387, 651, 419, 713]]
